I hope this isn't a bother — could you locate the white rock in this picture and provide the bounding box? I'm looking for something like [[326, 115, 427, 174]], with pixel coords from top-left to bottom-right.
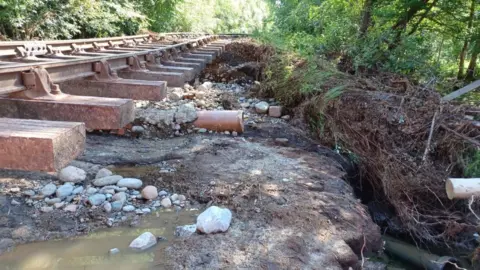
[[196, 99, 206, 107], [161, 198, 172, 208], [255, 101, 269, 114], [23, 190, 35, 197], [175, 103, 197, 124], [101, 189, 115, 195], [170, 194, 179, 201], [58, 166, 86, 183], [123, 205, 136, 212], [240, 102, 250, 108], [64, 204, 78, 212], [129, 232, 157, 251], [56, 184, 74, 199], [103, 202, 112, 213], [142, 208, 151, 214], [112, 192, 127, 204], [131, 126, 145, 134], [169, 88, 184, 101], [195, 91, 206, 99], [41, 206, 53, 213], [45, 198, 61, 205], [178, 195, 186, 201], [175, 224, 197, 237], [86, 187, 98, 195], [93, 175, 123, 187], [111, 201, 124, 212], [72, 186, 84, 195], [158, 190, 168, 197], [197, 82, 213, 92], [117, 178, 143, 189], [11, 199, 20, 205], [109, 248, 120, 255], [54, 202, 65, 209], [88, 194, 106, 206], [196, 206, 232, 234], [95, 168, 113, 179], [138, 108, 176, 126], [41, 184, 57, 196], [106, 218, 114, 227]]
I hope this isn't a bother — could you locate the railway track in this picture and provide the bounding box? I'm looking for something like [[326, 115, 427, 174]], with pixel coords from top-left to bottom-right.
[[0, 32, 233, 171]]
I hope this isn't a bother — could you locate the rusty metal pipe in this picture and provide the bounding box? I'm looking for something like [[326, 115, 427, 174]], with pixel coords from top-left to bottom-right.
[[193, 110, 244, 133]]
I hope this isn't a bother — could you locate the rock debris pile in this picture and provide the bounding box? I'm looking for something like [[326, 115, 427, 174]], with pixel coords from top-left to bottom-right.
[[131, 80, 288, 138], [16, 166, 189, 227]]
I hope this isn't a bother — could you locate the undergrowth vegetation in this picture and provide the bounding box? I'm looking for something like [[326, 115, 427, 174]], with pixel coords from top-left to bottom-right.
[[258, 0, 480, 101], [253, 0, 480, 253]]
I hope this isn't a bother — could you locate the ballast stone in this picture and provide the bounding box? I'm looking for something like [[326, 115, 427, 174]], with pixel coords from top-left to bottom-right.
[[117, 178, 143, 189], [93, 175, 123, 187], [58, 166, 86, 183]]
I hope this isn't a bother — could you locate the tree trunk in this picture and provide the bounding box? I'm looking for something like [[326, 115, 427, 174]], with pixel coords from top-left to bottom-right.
[[466, 46, 479, 82], [458, 0, 476, 79], [388, 0, 429, 51], [359, 0, 375, 38], [458, 42, 469, 79], [407, 0, 438, 36]]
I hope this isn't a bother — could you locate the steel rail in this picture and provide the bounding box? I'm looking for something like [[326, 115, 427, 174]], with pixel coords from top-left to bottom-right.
[[0, 35, 217, 94], [0, 33, 208, 59], [0, 32, 205, 47], [0, 36, 212, 73]]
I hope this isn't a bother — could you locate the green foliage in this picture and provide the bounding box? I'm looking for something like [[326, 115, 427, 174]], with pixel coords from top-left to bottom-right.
[[164, 0, 270, 33], [0, 0, 269, 40], [323, 85, 345, 103], [261, 0, 480, 90], [465, 150, 480, 177], [0, 0, 147, 39], [139, 0, 180, 32]]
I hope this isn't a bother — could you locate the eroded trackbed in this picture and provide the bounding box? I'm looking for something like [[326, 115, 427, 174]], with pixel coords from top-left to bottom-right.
[[0, 33, 234, 171]]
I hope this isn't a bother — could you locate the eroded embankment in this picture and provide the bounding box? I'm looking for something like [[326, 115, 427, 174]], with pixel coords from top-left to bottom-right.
[[236, 37, 479, 264]]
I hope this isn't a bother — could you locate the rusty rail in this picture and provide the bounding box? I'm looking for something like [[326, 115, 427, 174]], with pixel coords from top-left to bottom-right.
[[0, 33, 218, 94]]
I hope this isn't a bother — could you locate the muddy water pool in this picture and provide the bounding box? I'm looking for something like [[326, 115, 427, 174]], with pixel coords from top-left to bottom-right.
[[0, 209, 199, 270]]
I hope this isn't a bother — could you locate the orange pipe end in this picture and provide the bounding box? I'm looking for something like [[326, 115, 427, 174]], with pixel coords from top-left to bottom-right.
[[193, 110, 244, 133]]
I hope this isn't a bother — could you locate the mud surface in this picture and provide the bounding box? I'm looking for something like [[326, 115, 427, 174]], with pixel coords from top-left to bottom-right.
[[0, 121, 382, 269]]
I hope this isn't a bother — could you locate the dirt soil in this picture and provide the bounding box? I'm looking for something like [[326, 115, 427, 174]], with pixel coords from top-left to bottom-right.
[[0, 124, 382, 269], [0, 39, 384, 270]]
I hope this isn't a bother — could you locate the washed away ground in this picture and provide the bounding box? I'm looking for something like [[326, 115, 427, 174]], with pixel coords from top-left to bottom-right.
[[0, 120, 382, 269], [0, 45, 386, 268]]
